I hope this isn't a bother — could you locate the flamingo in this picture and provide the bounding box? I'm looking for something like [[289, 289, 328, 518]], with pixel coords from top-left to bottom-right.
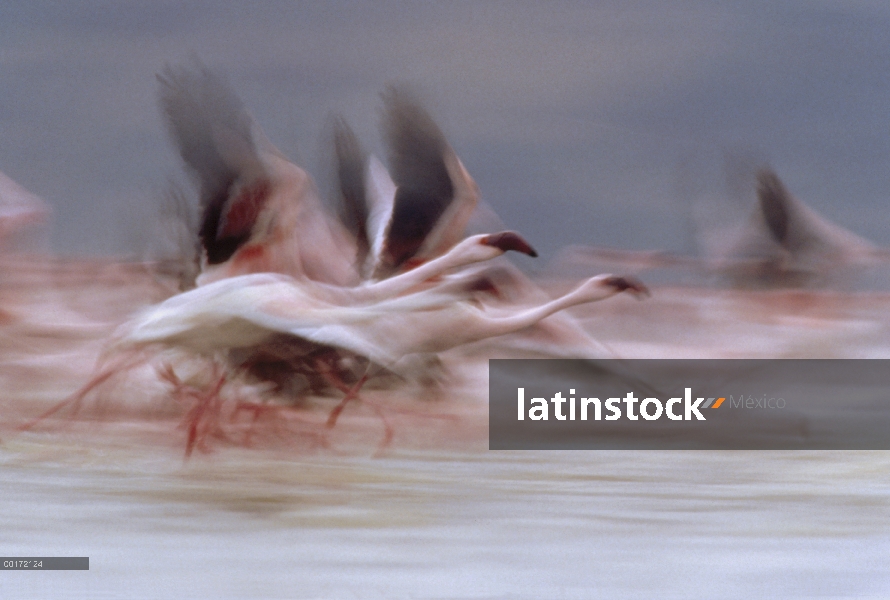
[[155, 64, 549, 405], [157, 64, 358, 287], [112, 270, 648, 383], [125, 63, 652, 454], [19, 228, 540, 448], [709, 168, 890, 286], [159, 65, 486, 293], [19, 267, 644, 455], [553, 166, 890, 289], [132, 269, 643, 439], [169, 228, 537, 406], [332, 88, 480, 280], [304, 230, 536, 305], [107, 228, 535, 389]]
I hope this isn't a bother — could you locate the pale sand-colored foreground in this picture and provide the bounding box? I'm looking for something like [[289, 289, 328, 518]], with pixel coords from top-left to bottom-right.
[[2, 257, 889, 598]]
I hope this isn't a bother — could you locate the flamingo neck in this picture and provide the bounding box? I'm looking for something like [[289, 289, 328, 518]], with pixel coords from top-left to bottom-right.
[[477, 281, 620, 339], [349, 248, 472, 302]]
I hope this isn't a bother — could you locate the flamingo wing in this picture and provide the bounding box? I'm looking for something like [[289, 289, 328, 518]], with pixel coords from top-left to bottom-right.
[[158, 63, 273, 265], [372, 86, 479, 277], [159, 63, 358, 285], [332, 117, 370, 260]]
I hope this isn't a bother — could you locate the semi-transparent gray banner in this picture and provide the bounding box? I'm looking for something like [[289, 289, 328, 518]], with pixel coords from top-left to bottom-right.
[[489, 359, 890, 449], [1, 557, 89, 570]]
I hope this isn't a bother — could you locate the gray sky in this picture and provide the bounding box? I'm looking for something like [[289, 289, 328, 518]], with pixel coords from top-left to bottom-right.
[[2, 1, 890, 263]]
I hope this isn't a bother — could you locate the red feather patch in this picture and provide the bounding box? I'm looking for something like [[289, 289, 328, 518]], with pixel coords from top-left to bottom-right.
[[218, 179, 271, 240]]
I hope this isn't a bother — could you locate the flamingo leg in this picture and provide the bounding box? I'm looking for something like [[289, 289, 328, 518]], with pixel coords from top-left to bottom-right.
[[181, 366, 227, 458], [231, 393, 294, 447], [18, 349, 149, 431], [313, 358, 399, 453], [361, 398, 394, 456], [160, 360, 243, 456], [325, 374, 369, 429]]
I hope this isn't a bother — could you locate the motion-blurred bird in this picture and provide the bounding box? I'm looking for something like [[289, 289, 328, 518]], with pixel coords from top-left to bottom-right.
[[114, 271, 649, 381], [332, 88, 480, 280], [712, 168, 890, 286], [158, 64, 358, 287], [159, 65, 486, 295]]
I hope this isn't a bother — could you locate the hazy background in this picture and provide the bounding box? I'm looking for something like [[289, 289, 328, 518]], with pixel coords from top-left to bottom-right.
[[2, 1, 890, 263]]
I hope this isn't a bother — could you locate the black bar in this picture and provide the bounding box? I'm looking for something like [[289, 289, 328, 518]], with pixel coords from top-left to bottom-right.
[[1, 558, 89, 570]]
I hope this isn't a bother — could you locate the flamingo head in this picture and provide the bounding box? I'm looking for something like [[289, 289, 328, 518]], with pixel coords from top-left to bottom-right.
[[573, 274, 651, 303], [478, 231, 538, 257], [432, 231, 538, 271]]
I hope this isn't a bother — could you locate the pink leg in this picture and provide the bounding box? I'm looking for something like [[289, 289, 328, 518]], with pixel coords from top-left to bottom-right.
[[313, 359, 397, 453], [362, 398, 394, 456], [181, 368, 227, 458], [18, 349, 149, 431], [324, 372, 369, 429]]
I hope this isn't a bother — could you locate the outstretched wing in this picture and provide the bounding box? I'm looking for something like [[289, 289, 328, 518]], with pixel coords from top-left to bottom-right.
[[159, 63, 358, 286], [372, 86, 479, 277], [157, 63, 271, 265], [332, 117, 371, 269]]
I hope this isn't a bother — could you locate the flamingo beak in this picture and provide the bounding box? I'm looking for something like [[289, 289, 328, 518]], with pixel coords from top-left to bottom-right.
[[481, 231, 538, 257], [603, 275, 650, 299]]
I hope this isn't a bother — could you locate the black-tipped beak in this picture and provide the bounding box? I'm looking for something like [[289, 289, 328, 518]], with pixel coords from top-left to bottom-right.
[[603, 275, 650, 299], [481, 231, 538, 257]]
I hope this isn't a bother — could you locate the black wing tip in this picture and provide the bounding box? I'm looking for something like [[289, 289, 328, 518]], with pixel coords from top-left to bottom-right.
[[379, 86, 456, 269], [380, 84, 430, 121], [156, 61, 248, 137], [331, 115, 370, 251], [332, 116, 367, 181], [380, 84, 449, 167], [157, 60, 229, 111], [755, 168, 791, 245], [756, 168, 784, 194]]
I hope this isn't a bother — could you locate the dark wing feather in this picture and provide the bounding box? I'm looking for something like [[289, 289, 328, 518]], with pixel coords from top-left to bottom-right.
[[756, 169, 791, 249], [332, 117, 370, 266], [157, 63, 267, 264], [379, 86, 454, 272]]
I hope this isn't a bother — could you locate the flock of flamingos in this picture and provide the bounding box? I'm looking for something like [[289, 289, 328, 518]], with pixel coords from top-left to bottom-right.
[[2, 63, 886, 456]]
